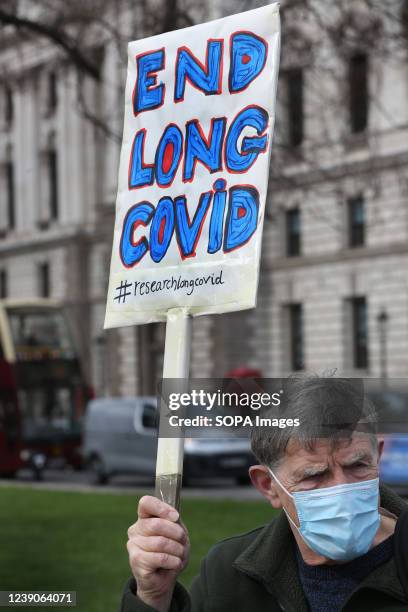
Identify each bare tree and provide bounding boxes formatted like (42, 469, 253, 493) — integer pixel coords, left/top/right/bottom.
(268, 0, 408, 231)
(0, 0, 407, 228)
(0, 0, 200, 140)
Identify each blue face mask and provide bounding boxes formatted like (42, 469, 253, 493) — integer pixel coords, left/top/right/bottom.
(269, 469, 380, 561)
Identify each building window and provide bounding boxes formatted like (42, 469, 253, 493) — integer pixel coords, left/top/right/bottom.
(0, 269, 7, 298)
(289, 303, 303, 371)
(48, 150, 58, 220)
(286, 208, 301, 256)
(287, 68, 304, 147)
(351, 297, 368, 369)
(348, 196, 365, 247)
(6, 161, 15, 230)
(349, 53, 369, 134)
(138, 323, 165, 394)
(47, 72, 58, 113)
(402, 2, 408, 41)
(5, 86, 13, 125)
(38, 262, 51, 298)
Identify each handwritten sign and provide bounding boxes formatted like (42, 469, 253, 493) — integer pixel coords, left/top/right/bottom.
(104, 3, 280, 328)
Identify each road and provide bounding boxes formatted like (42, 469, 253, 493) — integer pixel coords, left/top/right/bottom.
(0, 468, 264, 500)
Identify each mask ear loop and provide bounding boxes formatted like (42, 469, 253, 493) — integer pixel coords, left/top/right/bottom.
(268, 468, 301, 532)
(268, 468, 293, 498)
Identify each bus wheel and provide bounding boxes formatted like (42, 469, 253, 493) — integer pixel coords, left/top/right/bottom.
(89, 456, 109, 485)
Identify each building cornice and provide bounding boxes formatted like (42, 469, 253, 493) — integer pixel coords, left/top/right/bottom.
(270, 148, 408, 192)
(0, 225, 90, 256)
(263, 242, 408, 272)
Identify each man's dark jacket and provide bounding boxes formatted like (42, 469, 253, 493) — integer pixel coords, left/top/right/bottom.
(119, 485, 408, 612)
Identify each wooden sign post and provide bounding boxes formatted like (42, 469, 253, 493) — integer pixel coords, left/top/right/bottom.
(155, 308, 191, 511)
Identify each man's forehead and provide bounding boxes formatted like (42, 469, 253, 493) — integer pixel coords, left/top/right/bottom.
(284, 433, 375, 465)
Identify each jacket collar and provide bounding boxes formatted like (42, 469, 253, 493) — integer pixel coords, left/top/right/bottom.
(232, 484, 406, 611)
(232, 509, 309, 611)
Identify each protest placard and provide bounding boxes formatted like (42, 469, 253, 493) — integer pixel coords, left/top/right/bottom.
(104, 3, 280, 329)
(103, 3, 280, 510)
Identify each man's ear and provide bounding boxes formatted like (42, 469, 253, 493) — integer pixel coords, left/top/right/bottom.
(249, 465, 282, 509)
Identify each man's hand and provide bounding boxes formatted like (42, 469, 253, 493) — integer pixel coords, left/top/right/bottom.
(127, 495, 190, 612)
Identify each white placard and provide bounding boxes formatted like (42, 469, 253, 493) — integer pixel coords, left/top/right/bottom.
(104, 3, 280, 329)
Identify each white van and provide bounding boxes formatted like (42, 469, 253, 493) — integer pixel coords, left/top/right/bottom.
(83, 397, 158, 484)
(83, 397, 255, 485)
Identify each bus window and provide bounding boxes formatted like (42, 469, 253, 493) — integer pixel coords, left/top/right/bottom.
(8, 309, 76, 361)
(18, 387, 74, 433)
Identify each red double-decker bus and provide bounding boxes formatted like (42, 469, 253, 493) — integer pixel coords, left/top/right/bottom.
(0, 299, 93, 478)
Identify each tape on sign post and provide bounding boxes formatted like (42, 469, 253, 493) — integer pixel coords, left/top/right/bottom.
(155, 309, 191, 511)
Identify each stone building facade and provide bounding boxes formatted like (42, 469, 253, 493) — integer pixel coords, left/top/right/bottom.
(212, 0, 408, 380)
(1, 0, 407, 397)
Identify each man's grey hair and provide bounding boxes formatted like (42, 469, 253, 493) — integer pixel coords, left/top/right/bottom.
(250, 376, 378, 469)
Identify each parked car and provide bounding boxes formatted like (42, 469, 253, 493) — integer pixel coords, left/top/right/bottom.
(82, 397, 255, 485)
(379, 434, 408, 492)
(366, 385, 408, 493)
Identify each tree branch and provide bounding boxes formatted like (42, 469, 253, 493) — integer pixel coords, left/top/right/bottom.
(0, 6, 101, 80)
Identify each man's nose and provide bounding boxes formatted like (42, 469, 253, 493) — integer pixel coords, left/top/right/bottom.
(329, 467, 350, 486)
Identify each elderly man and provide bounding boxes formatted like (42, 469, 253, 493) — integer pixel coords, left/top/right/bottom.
(120, 378, 408, 611)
